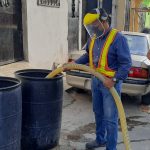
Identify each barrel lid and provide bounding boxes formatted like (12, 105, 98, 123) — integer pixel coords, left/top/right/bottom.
(0, 76, 21, 91)
(15, 69, 63, 81)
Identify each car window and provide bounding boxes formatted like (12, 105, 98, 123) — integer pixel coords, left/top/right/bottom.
(124, 34, 149, 56)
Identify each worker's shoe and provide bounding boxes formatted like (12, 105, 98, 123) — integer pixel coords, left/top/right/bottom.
(85, 140, 106, 150)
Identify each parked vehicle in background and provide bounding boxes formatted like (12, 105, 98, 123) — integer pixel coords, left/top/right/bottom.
(66, 31, 150, 102)
(141, 28, 150, 34)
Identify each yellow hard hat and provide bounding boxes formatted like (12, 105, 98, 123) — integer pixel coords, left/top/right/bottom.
(83, 13, 100, 25)
(83, 8, 108, 25)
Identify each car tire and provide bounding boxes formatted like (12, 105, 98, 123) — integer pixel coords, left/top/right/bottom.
(141, 93, 150, 105)
(121, 94, 142, 104)
(75, 88, 87, 93)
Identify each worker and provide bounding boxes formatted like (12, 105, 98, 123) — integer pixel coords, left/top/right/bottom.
(74, 8, 132, 150)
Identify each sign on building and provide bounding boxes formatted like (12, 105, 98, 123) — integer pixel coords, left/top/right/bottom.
(37, 0, 60, 8)
(0, 0, 9, 7)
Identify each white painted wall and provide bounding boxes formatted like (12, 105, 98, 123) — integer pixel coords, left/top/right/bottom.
(25, 0, 68, 69)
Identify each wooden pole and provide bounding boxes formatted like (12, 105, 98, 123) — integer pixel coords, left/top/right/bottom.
(129, 0, 143, 32)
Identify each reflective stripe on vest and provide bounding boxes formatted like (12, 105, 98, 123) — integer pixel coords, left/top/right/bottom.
(89, 29, 118, 77)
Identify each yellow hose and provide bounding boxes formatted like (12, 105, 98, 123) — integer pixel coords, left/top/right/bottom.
(46, 63, 131, 150)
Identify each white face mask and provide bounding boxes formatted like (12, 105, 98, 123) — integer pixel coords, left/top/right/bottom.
(84, 19, 105, 39)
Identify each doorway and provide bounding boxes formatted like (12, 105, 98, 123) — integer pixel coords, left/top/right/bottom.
(0, 0, 23, 66)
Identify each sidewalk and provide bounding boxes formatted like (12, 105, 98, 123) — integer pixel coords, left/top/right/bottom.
(0, 61, 33, 77)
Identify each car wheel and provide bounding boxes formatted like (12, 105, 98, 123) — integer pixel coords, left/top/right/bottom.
(121, 94, 142, 104)
(129, 95, 142, 104)
(141, 93, 150, 105)
(74, 88, 87, 93)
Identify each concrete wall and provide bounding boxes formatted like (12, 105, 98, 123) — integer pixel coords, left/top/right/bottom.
(24, 0, 68, 69)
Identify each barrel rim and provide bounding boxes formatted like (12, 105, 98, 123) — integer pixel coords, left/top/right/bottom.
(0, 76, 21, 91)
(15, 69, 63, 80)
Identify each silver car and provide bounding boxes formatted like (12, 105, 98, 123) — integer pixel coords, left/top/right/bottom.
(66, 31, 150, 100)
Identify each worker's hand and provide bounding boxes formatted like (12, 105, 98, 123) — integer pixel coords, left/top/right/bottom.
(103, 77, 115, 89)
(147, 50, 150, 60)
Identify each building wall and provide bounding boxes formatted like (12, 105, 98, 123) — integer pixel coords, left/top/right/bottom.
(23, 0, 68, 69)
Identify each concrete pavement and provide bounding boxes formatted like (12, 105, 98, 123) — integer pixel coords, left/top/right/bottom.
(59, 87, 150, 150)
(0, 62, 150, 150)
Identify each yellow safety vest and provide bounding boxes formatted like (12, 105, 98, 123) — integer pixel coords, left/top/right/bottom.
(89, 28, 118, 77)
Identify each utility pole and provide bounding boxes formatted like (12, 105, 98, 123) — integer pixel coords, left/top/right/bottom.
(129, 0, 143, 32)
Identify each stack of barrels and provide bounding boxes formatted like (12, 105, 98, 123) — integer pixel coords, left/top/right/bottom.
(0, 69, 63, 150)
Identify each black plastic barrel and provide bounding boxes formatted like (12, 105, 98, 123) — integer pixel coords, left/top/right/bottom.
(0, 77, 22, 150)
(15, 69, 63, 150)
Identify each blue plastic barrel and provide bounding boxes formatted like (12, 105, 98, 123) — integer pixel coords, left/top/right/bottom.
(15, 69, 63, 150)
(0, 77, 22, 150)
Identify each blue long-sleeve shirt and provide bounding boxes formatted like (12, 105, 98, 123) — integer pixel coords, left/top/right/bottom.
(75, 28, 132, 81)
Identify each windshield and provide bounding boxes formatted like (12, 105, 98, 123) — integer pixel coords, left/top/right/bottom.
(124, 34, 149, 56)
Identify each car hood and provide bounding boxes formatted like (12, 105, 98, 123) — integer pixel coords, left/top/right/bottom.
(131, 54, 150, 68)
(70, 51, 150, 68)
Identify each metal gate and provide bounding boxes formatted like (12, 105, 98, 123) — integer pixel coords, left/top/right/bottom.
(68, 0, 79, 52)
(68, 0, 98, 52)
(0, 0, 23, 66)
